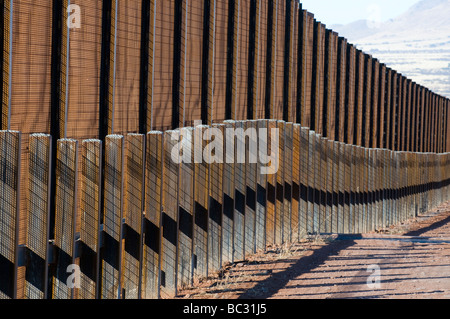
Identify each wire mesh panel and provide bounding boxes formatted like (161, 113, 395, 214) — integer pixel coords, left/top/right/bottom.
(298, 127, 309, 238)
(291, 124, 300, 242)
(327, 139, 336, 234)
(255, 120, 267, 250)
(380, 149, 387, 229)
(305, 130, 314, 234)
(312, 22, 325, 135)
(222, 121, 235, 264)
(354, 146, 362, 233)
(325, 31, 338, 141)
(78, 139, 102, 299)
(177, 127, 194, 288)
(274, 121, 284, 244)
(0, 1, 11, 130)
(233, 121, 246, 260)
(152, 0, 176, 130)
(371, 60, 380, 148)
(336, 142, 345, 234)
(265, 120, 278, 245)
(101, 135, 124, 299)
(355, 51, 364, 146)
(283, 122, 293, 243)
(66, 0, 102, 140)
(211, 0, 228, 123)
(113, 1, 142, 135)
(343, 143, 351, 234)
(122, 134, 145, 299)
(359, 147, 365, 233)
(0, 131, 20, 299)
(235, 0, 250, 121)
(9, 2, 53, 297)
(349, 145, 357, 234)
(311, 134, 321, 234)
(193, 125, 209, 277)
(255, 0, 268, 120)
(273, 0, 285, 120)
(160, 130, 179, 298)
(337, 38, 347, 143)
(183, 0, 204, 126)
(363, 55, 372, 148)
(318, 136, 327, 233)
(346, 45, 356, 144)
(25, 134, 51, 299)
(300, 11, 314, 128)
(373, 149, 380, 231)
(287, 1, 299, 123)
(52, 139, 78, 300)
(365, 148, 371, 233)
(142, 131, 163, 299)
(388, 150, 394, 226)
(244, 121, 257, 256)
(208, 124, 224, 273)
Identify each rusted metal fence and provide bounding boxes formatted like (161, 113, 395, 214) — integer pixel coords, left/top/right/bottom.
(1, 122, 450, 299)
(1, 0, 450, 300)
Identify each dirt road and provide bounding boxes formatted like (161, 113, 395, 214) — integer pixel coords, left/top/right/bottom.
(177, 201, 450, 299)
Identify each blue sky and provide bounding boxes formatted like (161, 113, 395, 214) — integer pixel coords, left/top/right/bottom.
(299, 0, 421, 25)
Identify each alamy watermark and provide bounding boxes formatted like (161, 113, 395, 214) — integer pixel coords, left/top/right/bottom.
(169, 121, 280, 175)
(367, 264, 382, 289)
(67, 4, 81, 29)
(66, 264, 81, 289)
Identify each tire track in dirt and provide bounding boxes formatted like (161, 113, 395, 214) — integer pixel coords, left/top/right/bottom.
(177, 201, 450, 299)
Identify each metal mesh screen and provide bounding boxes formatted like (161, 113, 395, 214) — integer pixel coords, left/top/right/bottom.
(52, 139, 78, 299)
(298, 127, 309, 238)
(160, 130, 179, 298)
(193, 125, 209, 276)
(78, 139, 102, 299)
(244, 121, 257, 255)
(305, 131, 315, 234)
(222, 121, 235, 264)
(212, 0, 229, 123)
(25, 134, 51, 299)
(283, 122, 293, 243)
(1, 1, 11, 130)
(101, 135, 124, 299)
(256, 0, 268, 120)
(184, 0, 204, 126)
(208, 124, 224, 271)
(274, 121, 284, 244)
(273, 0, 285, 120)
(177, 127, 194, 287)
(235, 0, 250, 121)
(291, 124, 300, 242)
(231, 121, 246, 260)
(313, 23, 325, 135)
(318, 136, 327, 233)
(265, 120, 277, 245)
(66, 0, 102, 141)
(142, 131, 163, 299)
(122, 134, 145, 299)
(326, 140, 335, 233)
(0, 130, 20, 299)
(300, 11, 314, 128)
(113, 1, 142, 135)
(152, 0, 175, 130)
(255, 120, 267, 250)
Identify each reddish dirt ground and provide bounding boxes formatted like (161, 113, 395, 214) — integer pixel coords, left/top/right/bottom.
(177, 201, 450, 299)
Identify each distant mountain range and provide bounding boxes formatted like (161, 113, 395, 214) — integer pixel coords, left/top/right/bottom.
(331, 0, 450, 98)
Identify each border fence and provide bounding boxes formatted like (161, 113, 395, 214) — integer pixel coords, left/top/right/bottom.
(0, 0, 449, 299)
(1, 121, 450, 299)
